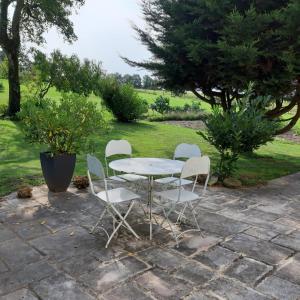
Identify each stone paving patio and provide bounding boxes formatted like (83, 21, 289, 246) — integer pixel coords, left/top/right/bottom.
(0, 173, 299, 299)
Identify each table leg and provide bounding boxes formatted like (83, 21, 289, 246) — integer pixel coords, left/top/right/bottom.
(148, 175, 154, 240)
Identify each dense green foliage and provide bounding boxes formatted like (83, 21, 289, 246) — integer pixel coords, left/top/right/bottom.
(111, 73, 159, 90)
(1, 118, 300, 196)
(97, 76, 148, 122)
(25, 50, 102, 98)
(0, 0, 85, 116)
(18, 94, 106, 155)
(129, 0, 300, 133)
(200, 93, 279, 180)
(150, 96, 171, 114)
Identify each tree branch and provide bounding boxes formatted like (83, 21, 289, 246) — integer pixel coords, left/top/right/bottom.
(192, 89, 215, 106)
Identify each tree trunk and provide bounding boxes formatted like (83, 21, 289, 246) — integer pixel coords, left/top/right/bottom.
(6, 50, 21, 116)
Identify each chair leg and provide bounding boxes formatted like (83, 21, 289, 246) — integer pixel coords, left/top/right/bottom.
(176, 203, 188, 224)
(188, 202, 201, 230)
(105, 202, 140, 248)
(90, 208, 107, 234)
(162, 207, 179, 247)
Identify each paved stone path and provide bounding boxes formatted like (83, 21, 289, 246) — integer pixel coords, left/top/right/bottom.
(0, 173, 299, 299)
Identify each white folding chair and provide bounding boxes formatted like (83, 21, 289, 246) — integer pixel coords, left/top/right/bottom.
(155, 143, 201, 187)
(155, 156, 210, 247)
(87, 154, 141, 248)
(105, 140, 147, 183)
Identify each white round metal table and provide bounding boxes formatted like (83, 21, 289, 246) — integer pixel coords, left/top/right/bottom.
(109, 158, 184, 240)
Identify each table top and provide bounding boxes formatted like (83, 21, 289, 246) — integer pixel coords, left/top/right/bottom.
(109, 158, 184, 176)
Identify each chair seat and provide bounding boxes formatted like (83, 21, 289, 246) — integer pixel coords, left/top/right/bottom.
(155, 176, 193, 186)
(108, 175, 127, 183)
(97, 188, 140, 203)
(118, 173, 147, 182)
(156, 188, 199, 203)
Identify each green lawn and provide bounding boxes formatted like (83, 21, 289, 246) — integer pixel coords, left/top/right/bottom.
(0, 80, 300, 196)
(1, 118, 299, 196)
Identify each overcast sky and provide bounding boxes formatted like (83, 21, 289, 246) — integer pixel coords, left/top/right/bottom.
(40, 0, 150, 75)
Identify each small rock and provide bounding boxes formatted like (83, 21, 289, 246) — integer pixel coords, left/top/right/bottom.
(17, 186, 33, 198)
(223, 177, 242, 189)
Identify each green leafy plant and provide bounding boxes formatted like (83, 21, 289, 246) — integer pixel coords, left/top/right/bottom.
(24, 50, 103, 99)
(0, 104, 7, 116)
(150, 96, 171, 114)
(199, 90, 279, 180)
(98, 76, 148, 122)
(0, 82, 4, 93)
(18, 93, 106, 155)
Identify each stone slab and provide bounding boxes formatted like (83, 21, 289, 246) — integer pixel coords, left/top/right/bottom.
(196, 212, 250, 237)
(275, 253, 300, 285)
(103, 283, 152, 300)
(174, 262, 214, 285)
(0, 260, 8, 274)
(207, 277, 270, 300)
(79, 256, 148, 293)
(272, 231, 300, 251)
(257, 276, 300, 300)
(137, 247, 185, 270)
(173, 233, 221, 256)
(224, 258, 273, 286)
(0, 288, 39, 300)
(135, 269, 191, 299)
(244, 227, 279, 241)
(222, 233, 293, 265)
(186, 291, 219, 300)
(11, 221, 50, 240)
(193, 245, 240, 270)
(0, 261, 56, 296)
(0, 225, 16, 243)
(0, 238, 42, 269)
(32, 273, 94, 300)
(30, 226, 105, 262)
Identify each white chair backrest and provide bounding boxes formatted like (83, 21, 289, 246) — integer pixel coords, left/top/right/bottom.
(174, 143, 201, 159)
(181, 156, 210, 179)
(105, 140, 132, 158)
(87, 154, 106, 179)
(87, 154, 111, 201)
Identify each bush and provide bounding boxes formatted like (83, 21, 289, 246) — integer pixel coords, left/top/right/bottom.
(0, 104, 7, 116)
(0, 82, 4, 93)
(199, 93, 279, 181)
(18, 94, 107, 155)
(150, 96, 170, 114)
(98, 76, 148, 122)
(149, 111, 203, 122)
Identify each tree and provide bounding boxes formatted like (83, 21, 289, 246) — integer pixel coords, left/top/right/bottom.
(131, 74, 142, 89)
(143, 75, 159, 90)
(126, 0, 300, 133)
(0, 0, 85, 116)
(25, 50, 102, 98)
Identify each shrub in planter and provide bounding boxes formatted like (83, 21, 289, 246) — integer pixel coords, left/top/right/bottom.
(97, 76, 148, 122)
(199, 91, 279, 181)
(18, 94, 106, 192)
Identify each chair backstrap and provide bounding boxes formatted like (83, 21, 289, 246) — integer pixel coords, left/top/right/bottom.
(180, 156, 210, 179)
(174, 143, 201, 159)
(87, 154, 106, 179)
(105, 140, 132, 158)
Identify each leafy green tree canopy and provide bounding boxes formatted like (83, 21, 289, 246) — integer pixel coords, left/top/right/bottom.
(126, 0, 300, 133)
(25, 50, 103, 98)
(0, 0, 85, 115)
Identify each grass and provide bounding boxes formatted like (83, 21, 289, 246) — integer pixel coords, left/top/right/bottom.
(0, 79, 300, 196)
(1, 118, 300, 196)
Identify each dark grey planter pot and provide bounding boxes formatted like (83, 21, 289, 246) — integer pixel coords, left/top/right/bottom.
(40, 152, 76, 193)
